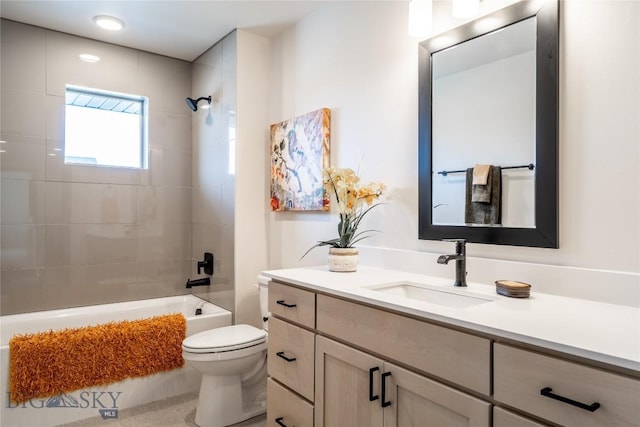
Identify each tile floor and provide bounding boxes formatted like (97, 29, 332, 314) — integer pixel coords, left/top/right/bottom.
(57, 393, 266, 427)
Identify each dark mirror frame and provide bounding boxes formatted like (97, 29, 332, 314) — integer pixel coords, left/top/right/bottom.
(418, 0, 559, 248)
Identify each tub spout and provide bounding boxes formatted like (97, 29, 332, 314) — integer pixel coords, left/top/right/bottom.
(186, 278, 210, 288)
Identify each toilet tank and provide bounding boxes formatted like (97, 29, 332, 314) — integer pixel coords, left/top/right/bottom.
(258, 275, 270, 331)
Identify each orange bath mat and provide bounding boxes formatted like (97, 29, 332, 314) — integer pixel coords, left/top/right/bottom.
(9, 313, 186, 403)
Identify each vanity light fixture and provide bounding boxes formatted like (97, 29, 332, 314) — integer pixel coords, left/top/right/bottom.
(93, 15, 124, 31)
(452, 0, 479, 19)
(408, 0, 432, 38)
(79, 54, 100, 63)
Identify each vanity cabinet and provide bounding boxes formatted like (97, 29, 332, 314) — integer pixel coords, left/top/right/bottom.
(315, 335, 491, 427)
(266, 278, 639, 427)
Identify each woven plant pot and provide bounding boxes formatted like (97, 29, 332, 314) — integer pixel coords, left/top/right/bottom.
(328, 247, 359, 272)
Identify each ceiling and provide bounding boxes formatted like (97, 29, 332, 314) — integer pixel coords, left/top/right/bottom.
(0, 1, 330, 62)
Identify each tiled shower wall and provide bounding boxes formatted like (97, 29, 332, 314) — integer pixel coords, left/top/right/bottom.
(0, 20, 193, 314)
(188, 32, 237, 313)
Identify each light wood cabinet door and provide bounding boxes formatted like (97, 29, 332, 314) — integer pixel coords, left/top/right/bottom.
(315, 336, 491, 427)
(315, 336, 384, 427)
(384, 362, 490, 427)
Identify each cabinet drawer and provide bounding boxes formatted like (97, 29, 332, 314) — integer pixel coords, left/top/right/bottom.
(494, 343, 640, 427)
(493, 407, 547, 427)
(316, 295, 491, 395)
(269, 281, 316, 329)
(267, 378, 314, 427)
(268, 317, 315, 401)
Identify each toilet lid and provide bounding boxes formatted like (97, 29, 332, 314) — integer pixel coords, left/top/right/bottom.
(183, 324, 266, 353)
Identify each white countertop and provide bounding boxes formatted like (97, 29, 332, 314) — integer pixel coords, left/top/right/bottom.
(261, 266, 640, 373)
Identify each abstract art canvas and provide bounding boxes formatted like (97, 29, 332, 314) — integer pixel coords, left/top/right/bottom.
(270, 108, 330, 211)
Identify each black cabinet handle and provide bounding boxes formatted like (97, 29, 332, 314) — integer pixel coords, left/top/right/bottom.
(540, 387, 601, 412)
(381, 371, 392, 408)
(276, 351, 297, 362)
(275, 417, 288, 427)
(276, 300, 297, 308)
(369, 367, 380, 401)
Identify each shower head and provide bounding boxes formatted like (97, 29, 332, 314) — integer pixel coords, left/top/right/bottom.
(185, 96, 211, 112)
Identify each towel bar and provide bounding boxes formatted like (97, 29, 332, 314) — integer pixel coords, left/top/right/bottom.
(437, 163, 534, 176)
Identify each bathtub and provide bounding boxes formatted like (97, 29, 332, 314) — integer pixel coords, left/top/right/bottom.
(1, 295, 232, 427)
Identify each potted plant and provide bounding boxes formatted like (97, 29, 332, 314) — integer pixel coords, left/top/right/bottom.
(302, 166, 385, 271)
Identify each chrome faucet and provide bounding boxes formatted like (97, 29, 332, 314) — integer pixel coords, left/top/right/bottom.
(437, 239, 467, 287)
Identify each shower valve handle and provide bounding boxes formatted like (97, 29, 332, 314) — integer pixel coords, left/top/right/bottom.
(197, 252, 214, 275)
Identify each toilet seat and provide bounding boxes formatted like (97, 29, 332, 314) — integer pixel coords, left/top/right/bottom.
(182, 324, 266, 354)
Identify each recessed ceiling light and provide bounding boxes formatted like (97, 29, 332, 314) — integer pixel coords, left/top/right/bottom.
(79, 54, 100, 63)
(93, 15, 124, 31)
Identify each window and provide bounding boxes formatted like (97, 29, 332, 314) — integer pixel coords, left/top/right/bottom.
(64, 85, 148, 168)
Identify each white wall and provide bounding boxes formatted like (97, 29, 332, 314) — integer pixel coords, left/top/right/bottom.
(267, 1, 639, 306)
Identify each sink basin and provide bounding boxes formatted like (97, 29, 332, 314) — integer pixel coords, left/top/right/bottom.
(365, 282, 495, 309)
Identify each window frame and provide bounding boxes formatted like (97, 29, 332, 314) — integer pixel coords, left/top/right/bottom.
(64, 85, 149, 169)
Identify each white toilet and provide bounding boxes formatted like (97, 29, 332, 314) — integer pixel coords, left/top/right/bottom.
(182, 276, 270, 427)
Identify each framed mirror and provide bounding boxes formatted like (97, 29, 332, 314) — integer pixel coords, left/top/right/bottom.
(418, 0, 559, 247)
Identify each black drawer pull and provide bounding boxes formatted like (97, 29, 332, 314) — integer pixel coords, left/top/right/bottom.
(276, 351, 297, 362)
(275, 417, 288, 427)
(381, 371, 392, 408)
(369, 367, 380, 401)
(540, 387, 601, 412)
(276, 300, 297, 308)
